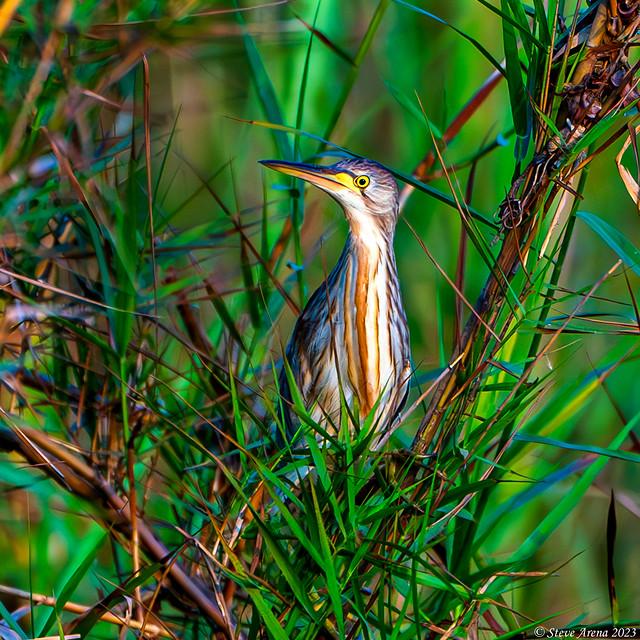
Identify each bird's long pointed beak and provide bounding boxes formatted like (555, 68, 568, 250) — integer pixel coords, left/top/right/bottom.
(260, 159, 356, 194)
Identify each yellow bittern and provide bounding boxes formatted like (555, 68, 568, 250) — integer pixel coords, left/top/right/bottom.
(261, 158, 411, 450)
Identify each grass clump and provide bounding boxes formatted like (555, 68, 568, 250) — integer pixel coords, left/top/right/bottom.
(1, 1, 640, 638)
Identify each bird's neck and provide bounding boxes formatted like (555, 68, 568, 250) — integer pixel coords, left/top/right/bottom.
(344, 211, 396, 261)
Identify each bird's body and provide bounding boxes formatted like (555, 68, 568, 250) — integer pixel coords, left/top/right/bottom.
(262, 158, 411, 450)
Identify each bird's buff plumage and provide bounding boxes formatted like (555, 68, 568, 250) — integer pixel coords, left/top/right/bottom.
(261, 157, 411, 450)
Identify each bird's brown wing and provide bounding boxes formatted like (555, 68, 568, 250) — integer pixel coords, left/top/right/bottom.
(277, 282, 335, 443)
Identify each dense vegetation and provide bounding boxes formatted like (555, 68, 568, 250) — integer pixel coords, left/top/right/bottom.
(1, 1, 639, 638)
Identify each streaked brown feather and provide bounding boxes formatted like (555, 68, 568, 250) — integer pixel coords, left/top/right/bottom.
(277, 158, 411, 449)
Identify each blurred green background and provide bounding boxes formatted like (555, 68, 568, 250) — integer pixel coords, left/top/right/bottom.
(1, 0, 639, 635)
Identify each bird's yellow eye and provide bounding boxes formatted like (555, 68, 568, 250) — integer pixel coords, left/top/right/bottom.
(354, 175, 370, 189)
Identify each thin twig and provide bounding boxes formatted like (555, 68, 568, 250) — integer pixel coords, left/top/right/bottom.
(0, 584, 175, 639)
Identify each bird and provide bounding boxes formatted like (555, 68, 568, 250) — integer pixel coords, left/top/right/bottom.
(261, 157, 411, 451)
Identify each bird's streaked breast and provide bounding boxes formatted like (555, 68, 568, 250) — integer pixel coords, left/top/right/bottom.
(277, 160, 411, 448)
(338, 229, 408, 429)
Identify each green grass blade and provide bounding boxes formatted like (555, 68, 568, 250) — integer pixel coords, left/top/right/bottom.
(577, 210, 640, 276)
(321, 0, 391, 144)
(475, 0, 545, 52)
(0, 600, 28, 640)
(308, 478, 345, 637)
(38, 530, 106, 636)
(395, 0, 507, 77)
(245, 586, 289, 640)
(511, 409, 640, 564)
(514, 432, 640, 464)
(235, 2, 292, 160)
(500, 0, 530, 156)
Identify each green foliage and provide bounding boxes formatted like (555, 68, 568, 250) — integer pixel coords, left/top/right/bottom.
(0, 1, 639, 639)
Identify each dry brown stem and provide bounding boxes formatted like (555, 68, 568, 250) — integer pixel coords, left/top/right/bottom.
(0, 584, 175, 638)
(0, 422, 233, 636)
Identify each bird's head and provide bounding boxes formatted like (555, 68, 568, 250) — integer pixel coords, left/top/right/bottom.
(260, 157, 399, 232)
